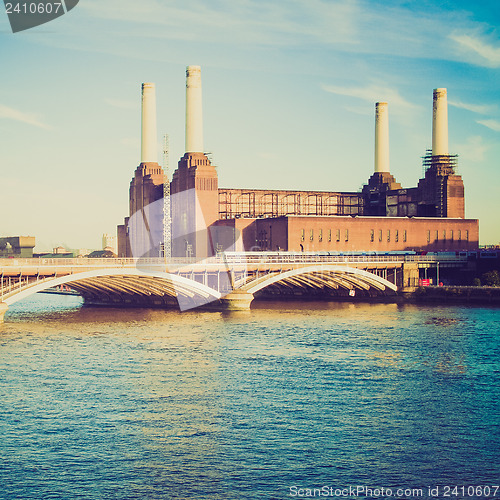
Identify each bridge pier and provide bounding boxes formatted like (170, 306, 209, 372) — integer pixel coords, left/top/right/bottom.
(0, 303, 8, 323)
(217, 291, 254, 311)
(401, 263, 419, 292)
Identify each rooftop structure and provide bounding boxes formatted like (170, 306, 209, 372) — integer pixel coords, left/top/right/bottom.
(0, 236, 36, 258)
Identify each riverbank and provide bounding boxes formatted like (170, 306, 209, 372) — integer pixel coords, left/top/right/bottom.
(410, 285, 500, 304)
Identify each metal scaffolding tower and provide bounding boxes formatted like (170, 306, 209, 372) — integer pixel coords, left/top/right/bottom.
(162, 134, 171, 258)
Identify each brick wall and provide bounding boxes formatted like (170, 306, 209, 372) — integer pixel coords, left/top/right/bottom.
(241, 216, 479, 253)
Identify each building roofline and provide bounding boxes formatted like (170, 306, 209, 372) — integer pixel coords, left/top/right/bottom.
(226, 215, 478, 222)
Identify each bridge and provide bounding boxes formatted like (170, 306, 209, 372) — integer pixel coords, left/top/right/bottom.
(0, 252, 468, 321)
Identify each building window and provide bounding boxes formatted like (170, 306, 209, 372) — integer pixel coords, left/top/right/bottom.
(319, 229, 323, 242)
(458, 230, 461, 241)
(328, 229, 332, 242)
(403, 230, 407, 242)
(370, 229, 374, 242)
(310, 229, 314, 241)
(336, 229, 340, 242)
(301, 229, 305, 242)
(450, 230, 454, 241)
(379, 229, 383, 242)
(395, 230, 399, 243)
(443, 230, 446, 241)
(435, 230, 439, 241)
(345, 229, 349, 242)
(466, 230, 469, 241)
(427, 230, 431, 243)
(387, 230, 391, 242)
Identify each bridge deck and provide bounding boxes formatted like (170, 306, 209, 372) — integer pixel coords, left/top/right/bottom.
(0, 253, 469, 317)
(0, 252, 467, 270)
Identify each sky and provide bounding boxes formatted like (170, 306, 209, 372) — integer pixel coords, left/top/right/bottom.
(1, 0, 499, 251)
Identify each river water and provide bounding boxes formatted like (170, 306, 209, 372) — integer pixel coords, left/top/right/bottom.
(0, 295, 498, 500)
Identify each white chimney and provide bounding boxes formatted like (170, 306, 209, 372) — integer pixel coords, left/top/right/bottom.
(432, 88, 448, 156)
(141, 82, 157, 163)
(185, 65, 204, 153)
(374, 102, 389, 173)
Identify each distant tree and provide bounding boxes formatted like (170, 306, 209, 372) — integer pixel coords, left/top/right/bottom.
(481, 270, 500, 287)
(472, 277, 482, 287)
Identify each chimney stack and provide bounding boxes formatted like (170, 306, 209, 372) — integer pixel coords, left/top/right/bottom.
(141, 83, 158, 163)
(185, 65, 204, 154)
(374, 102, 390, 173)
(432, 88, 448, 156)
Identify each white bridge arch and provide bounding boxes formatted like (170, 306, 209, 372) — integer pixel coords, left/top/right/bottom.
(241, 265, 398, 296)
(2, 268, 221, 310)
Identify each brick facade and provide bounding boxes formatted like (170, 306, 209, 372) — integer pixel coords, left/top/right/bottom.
(170, 152, 219, 258)
(118, 152, 473, 257)
(212, 216, 479, 254)
(117, 162, 164, 257)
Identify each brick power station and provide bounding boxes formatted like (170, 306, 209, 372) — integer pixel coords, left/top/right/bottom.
(117, 67, 478, 258)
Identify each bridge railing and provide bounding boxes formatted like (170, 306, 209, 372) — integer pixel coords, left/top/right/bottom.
(210, 253, 468, 264)
(0, 253, 468, 269)
(211, 254, 405, 264)
(0, 257, 197, 267)
(404, 254, 468, 262)
(0, 252, 467, 268)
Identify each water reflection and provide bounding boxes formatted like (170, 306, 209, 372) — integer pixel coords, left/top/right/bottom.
(0, 294, 498, 499)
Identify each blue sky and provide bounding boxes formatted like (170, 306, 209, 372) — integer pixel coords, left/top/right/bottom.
(1, 0, 499, 250)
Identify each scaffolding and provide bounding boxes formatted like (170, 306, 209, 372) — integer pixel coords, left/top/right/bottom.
(421, 149, 459, 217)
(422, 149, 458, 176)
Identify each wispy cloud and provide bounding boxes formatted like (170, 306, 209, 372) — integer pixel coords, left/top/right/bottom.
(79, 0, 359, 46)
(456, 136, 489, 162)
(105, 98, 137, 110)
(321, 83, 417, 111)
(477, 119, 500, 132)
(75, 0, 456, 58)
(0, 104, 53, 130)
(449, 100, 496, 115)
(32, 0, 500, 76)
(449, 33, 500, 68)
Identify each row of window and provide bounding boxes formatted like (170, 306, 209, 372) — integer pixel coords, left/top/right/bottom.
(300, 228, 471, 245)
(301, 229, 349, 243)
(370, 229, 407, 243)
(370, 229, 469, 243)
(426, 229, 469, 243)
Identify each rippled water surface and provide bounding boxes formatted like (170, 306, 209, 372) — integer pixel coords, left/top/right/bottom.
(0, 295, 499, 499)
